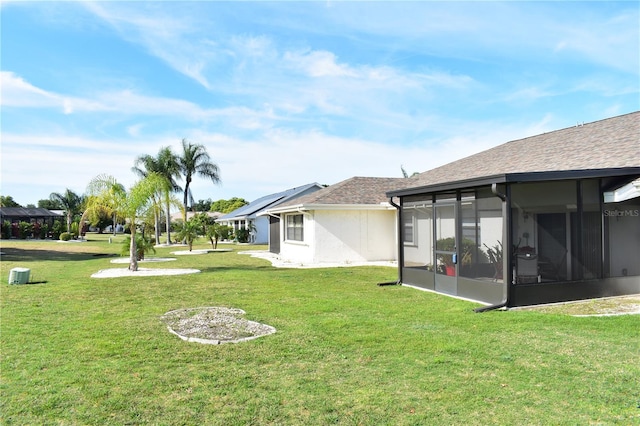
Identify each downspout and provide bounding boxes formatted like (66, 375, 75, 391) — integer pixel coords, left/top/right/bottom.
(378, 196, 402, 286)
(475, 183, 510, 312)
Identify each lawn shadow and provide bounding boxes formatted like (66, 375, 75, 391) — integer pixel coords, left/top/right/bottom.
(1, 247, 118, 262)
(197, 265, 276, 273)
(10, 280, 49, 285)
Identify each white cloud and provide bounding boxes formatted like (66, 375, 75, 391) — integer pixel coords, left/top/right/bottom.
(0, 72, 59, 107)
(1, 71, 108, 113)
(284, 50, 358, 78)
(83, 2, 215, 89)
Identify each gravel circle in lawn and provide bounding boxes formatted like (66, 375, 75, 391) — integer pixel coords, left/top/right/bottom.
(161, 307, 276, 345)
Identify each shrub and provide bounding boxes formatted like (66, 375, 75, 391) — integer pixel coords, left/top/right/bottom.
(1, 220, 11, 239)
(39, 223, 49, 239)
(18, 221, 33, 239)
(121, 234, 156, 260)
(70, 222, 79, 238)
(51, 221, 64, 240)
(235, 228, 250, 243)
(174, 219, 200, 251)
(218, 225, 233, 240)
(59, 232, 72, 241)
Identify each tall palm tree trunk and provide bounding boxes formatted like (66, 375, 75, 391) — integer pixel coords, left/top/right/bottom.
(129, 227, 138, 271)
(165, 197, 172, 244)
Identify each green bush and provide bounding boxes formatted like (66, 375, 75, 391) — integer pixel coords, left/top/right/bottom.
(174, 219, 200, 251)
(39, 223, 49, 239)
(121, 234, 156, 260)
(218, 225, 233, 240)
(70, 222, 79, 238)
(1, 220, 11, 239)
(235, 228, 250, 243)
(18, 221, 33, 239)
(59, 232, 71, 241)
(51, 221, 64, 240)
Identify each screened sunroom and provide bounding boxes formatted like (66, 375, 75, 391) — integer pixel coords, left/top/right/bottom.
(388, 111, 640, 308)
(392, 172, 640, 307)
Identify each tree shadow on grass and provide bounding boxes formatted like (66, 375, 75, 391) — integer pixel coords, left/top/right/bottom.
(1, 247, 118, 263)
(197, 265, 276, 274)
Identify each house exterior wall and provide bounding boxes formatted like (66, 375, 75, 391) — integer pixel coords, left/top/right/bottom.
(252, 216, 270, 244)
(278, 208, 397, 265)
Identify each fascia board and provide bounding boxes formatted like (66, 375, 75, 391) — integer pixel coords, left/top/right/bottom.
(259, 203, 395, 216)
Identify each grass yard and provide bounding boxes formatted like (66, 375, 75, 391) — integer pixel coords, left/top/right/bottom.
(1, 234, 639, 425)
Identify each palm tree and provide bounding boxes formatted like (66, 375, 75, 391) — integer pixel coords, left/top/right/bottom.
(49, 189, 82, 233)
(401, 165, 419, 178)
(87, 173, 164, 271)
(81, 177, 126, 238)
(132, 147, 182, 245)
(174, 218, 200, 251)
(177, 138, 221, 223)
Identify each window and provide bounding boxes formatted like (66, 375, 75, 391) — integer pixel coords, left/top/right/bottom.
(286, 214, 304, 241)
(401, 197, 433, 269)
(403, 211, 415, 244)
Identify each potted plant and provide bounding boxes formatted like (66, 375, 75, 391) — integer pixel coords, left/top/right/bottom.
(436, 237, 456, 276)
(483, 241, 503, 281)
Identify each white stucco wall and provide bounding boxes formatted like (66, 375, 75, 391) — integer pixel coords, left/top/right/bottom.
(403, 209, 433, 267)
(278, 208, 397, 265)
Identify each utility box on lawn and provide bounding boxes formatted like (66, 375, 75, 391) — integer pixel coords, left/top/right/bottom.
(9, 268, 30, 284)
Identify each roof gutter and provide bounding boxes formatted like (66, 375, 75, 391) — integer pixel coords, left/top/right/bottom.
(378, 196, 402, 287)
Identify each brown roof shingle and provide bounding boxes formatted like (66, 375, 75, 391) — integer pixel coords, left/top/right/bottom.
(274, 176, 407, 209)
(401, 111, 640, 192)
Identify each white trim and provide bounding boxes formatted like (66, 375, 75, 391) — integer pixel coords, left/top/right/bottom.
(604, 178, 640, 203)
(260, 203, 395, 216)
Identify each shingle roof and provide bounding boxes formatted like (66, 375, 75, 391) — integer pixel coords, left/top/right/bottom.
(217, 182, 323, 220)
(271, 176, 407, 210)
(0, 207, 62, 218)
(396, 111, 640, 194)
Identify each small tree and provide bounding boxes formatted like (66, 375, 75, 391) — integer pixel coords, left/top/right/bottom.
(49, 189, 82, 233)
(121, 234, 156, 261)
(0, 195, 21, 207)
(174, 218, 200, 251)
(87, 173, 165, 271)
(206, 223, 226, 249)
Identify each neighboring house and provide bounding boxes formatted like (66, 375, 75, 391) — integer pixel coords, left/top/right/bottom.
(387, 111, 640, 308)
(0, 207, 62, 226)
(260, 177, 407, 265)
(216, 183, 324, 244)
(0, 207, 63, 238)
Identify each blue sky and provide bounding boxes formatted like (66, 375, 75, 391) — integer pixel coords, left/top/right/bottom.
(2, 1, 638, 208)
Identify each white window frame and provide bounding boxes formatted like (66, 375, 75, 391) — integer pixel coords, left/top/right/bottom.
(403, 211, 416, 246)
(285, 213, 304, 242)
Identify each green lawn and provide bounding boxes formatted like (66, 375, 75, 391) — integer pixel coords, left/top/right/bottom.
(1, 234, 638, 425)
